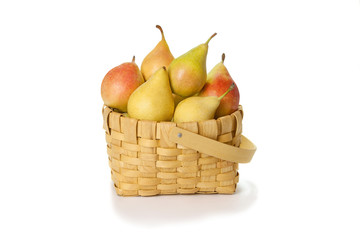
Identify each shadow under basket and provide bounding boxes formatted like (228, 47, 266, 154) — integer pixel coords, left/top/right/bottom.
(102, 105, 256, 197)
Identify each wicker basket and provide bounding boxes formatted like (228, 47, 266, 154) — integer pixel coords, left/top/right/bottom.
(102, 105, 256, 196)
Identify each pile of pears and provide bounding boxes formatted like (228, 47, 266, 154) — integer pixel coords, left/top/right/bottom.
(101, 25, 240, 123)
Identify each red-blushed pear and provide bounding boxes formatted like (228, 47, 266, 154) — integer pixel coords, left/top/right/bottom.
(168, 33, 217, 97)
(141, 25, 174, 81)
(199, 53, 240, 118)
(101, 56, 144, 112)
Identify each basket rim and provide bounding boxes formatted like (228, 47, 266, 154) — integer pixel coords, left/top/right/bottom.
(103, 104, 243, 124)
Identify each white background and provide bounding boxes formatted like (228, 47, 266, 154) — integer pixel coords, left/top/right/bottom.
(1, 0, 359, 239)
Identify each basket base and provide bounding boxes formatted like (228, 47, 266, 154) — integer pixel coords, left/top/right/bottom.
(112, 172, 239, 197)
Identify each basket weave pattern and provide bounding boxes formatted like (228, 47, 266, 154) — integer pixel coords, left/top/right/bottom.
(103, 105, 243, 196)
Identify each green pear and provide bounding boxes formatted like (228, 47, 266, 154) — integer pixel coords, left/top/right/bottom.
(141, 25, 174, 81)
(168, 33, 217, 98)
(127, 67, 174, 121)
(173, 83, 234, 123)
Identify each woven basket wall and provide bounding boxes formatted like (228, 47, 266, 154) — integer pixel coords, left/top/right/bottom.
(102, 105, 244, 196)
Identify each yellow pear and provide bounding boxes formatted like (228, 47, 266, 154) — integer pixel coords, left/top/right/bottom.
(173, 83, 234, 123)
(141, 25, 174, 80)
(127, 67, 174, 121)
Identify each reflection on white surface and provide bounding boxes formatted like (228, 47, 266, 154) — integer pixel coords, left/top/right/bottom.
(110, 179, 257, 225)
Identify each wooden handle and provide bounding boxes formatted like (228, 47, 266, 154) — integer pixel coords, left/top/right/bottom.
(169, 127, 256, 164)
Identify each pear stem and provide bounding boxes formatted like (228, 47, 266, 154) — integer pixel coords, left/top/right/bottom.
(156, 25, 165, 40)
(132, 56, 135, 63)
(205, 33, 217, 45)
(218, 83, 235, 100)
(222, 53, 225, 63)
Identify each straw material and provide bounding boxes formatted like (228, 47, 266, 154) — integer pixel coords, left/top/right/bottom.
(102, 105, 246, 196)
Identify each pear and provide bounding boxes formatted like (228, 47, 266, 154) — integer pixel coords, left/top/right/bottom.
(127, 67, 174, 121)
(199, 53, 240, 118)
(101, 56, 144, 112)
(168, 33, 217, 98)
(173, 83, 235, 123)
(141, 25, 174, 80)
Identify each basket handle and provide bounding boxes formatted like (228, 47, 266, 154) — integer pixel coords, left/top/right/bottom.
(169, 127, 256, 164)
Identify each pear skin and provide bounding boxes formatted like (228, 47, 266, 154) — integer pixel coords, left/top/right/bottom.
(199, 53, 240, 118)
(127, 67, 174, 121)
(173, 96, 220, 123)
(168, 33, 216, 98)
(141, 25, 174, 80)
(101, 56, 144, 112)
(174, 83, 235, 123)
